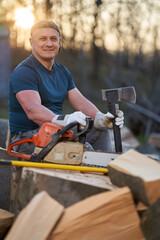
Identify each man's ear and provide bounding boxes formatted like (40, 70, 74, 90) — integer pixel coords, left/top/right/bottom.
(29, 37, 33, 47)
(59, 38, 61, 52)
(59, 44, 61, 52)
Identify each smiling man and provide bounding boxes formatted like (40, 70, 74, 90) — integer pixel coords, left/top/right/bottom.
(9, 20, 124, 154)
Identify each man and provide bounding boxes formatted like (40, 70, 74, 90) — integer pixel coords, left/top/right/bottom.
(9, 20, 124, 154)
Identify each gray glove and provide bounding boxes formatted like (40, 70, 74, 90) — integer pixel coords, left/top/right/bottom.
(52, 111, 87, 127)
(94, 111, 124, 130)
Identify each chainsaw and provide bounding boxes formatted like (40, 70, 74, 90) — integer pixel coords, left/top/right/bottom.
(7, 118, 118, 173)
(5, 86, 136, 173)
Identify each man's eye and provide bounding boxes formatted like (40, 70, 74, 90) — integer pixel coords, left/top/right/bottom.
(51, 38, 57, 41)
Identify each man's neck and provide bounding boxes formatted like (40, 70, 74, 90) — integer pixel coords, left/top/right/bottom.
(42, 61, 54, 71)
(33, 53, 54, 71)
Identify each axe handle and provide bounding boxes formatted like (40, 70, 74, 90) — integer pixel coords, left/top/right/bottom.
(107, 102, 122, 153)
(113, 120, 122, 153)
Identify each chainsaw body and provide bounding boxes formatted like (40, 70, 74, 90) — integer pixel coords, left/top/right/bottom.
(7, 118, 119, 168)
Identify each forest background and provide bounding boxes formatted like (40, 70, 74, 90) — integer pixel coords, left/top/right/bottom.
(1, 0, 160, 146)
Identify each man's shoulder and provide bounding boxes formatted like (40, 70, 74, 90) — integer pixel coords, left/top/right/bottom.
(11, 55, 37, 78)
(54, 62, 71, 75)
(16, 55, 36, 70)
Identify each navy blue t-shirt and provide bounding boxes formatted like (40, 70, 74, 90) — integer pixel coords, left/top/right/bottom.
(9, 54, 75, 138)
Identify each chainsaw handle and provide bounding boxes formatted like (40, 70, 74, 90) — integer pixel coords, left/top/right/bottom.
(7, 137, 34, 160)
(69, 117, 93, 141)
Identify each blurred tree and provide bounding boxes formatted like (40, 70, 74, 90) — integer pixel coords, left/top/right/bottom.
(1, 0, 160, 137)
(45, 0, 52, 18)
(90, 0, 102, 80)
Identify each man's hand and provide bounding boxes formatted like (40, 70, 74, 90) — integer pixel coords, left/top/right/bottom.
(52, 111, 87, 127)
(114, 110, 124, 128)
(94, 111, 124, 130)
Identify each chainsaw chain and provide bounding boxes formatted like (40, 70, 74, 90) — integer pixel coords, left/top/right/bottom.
(81, 163, 107, 168)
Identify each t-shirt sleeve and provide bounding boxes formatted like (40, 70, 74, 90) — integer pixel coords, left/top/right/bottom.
(63, 67, 76, 91)
(10, 66, 39, 94)
(66, 69, 76, 91)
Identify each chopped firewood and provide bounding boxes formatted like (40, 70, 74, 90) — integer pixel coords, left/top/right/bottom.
(0, 209, 14, 239)
(5, 191, 64, 240)
(108, 149, 160, 206)
(49, 187, 144, 240)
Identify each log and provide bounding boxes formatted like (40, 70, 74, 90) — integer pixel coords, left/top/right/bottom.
(5, 191, 64, 240)
(0, 147, 19, 161)
(108, 149, 160, 206)
(0, 119, 8, 149)
(49, 187, 144, 240)
(0, 209, 14, 239)
(10, 167, 117, 216)
(140, 198, 160, 240)
(0, 148, 20, 211)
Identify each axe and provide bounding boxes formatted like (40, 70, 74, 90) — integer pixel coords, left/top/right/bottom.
(102, 86, 136, 153)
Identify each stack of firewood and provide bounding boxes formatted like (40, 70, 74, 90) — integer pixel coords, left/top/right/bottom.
(1, 149, 160, 240)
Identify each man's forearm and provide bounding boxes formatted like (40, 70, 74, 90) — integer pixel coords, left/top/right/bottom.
(73, 98, 99, 119)
(80, 102, 99, 119)
(26, 103, 56, 126)
(68, 88, 100, 119)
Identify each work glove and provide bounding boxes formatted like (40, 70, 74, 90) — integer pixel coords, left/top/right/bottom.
(52, 111, 87, 127)
(94, 110, 124, 130)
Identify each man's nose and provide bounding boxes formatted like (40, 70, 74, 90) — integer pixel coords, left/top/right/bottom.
(46, 39, 53, 46)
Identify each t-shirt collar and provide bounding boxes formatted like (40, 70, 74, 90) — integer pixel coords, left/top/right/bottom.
(31, 54, 55, 74)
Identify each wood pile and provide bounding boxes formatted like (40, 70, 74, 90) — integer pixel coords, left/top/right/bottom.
(108, 149, 160, 206)
(0, 209, 14, 239)
(5, 192, 64, 240)
(5, 187, 144, 240)
(3, 149, 160, 240)
(50, 187, 143, 240)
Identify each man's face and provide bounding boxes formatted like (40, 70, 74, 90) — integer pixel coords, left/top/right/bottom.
(30, 28, 61, 62)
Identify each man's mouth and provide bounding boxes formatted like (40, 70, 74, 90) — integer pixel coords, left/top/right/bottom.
(44, 49, 54, 51)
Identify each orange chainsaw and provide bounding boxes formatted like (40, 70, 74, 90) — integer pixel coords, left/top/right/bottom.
(7, 119, 93, 161)
(7, 117, 118, 170)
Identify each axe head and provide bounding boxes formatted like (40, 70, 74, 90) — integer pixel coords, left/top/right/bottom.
(102, 86, 136, 104)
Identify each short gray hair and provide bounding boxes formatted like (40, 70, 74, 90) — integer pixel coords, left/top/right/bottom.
(31, 20, 61, 36)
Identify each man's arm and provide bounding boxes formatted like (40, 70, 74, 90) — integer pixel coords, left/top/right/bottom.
(67, 88, 124, 129)
(67, 88, 99, 119)
(16, 90, 56, 126)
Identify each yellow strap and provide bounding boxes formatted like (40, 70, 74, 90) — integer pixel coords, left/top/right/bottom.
(11, 160, 108, 173)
